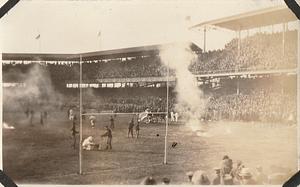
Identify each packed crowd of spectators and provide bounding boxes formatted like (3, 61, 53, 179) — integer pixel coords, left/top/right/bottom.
(61, 86, 295, 124)
(205, 89, 296, 123)
(140, 155, 292, 185)
(77, 88, 175, 113)
(189, 30, 297, 74)
(3, 30, 297, 81)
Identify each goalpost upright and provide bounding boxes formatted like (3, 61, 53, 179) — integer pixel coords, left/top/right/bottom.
(164, 58, 169, 165)
(79, 54, 83, 174)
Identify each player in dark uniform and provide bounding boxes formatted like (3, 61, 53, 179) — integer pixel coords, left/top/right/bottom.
(101, 126, 112, 150)
(110, 116, 115, 129)
(128, 118, 134, 138)
(43, 111, 48, 124)
(40, 111, 44, 126)
(25, 108, 29, 118)
(30, 110, 34, 125)
(135, 120, 140, 138)
(71, 115, 79, 149)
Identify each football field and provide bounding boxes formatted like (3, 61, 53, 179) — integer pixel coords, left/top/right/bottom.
(3, 112, 297, 184)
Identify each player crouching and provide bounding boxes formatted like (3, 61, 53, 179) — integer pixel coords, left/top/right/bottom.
(82, 136, 99, 151)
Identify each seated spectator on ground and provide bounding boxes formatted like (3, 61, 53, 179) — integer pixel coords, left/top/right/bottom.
(186, 171, 194, 183)
(239, 168, 257, 185)
(220, 155, 233, 184)
(254, 165, 268, 184)
(231, 160, 244, 184)
(212, 167, 221, 185)
(191, 170, 210, 185)
(161, 177, 170, 185)
(140, 176, 157, 185)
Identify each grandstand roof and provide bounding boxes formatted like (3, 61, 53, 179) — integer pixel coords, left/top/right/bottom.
(80, 42, 201, 61)
(2, 42, 201, 61)
(2, 53, 78, 61)
(190, 6, 298, 31)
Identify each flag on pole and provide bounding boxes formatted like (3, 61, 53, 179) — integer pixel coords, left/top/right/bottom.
(35, 34, 40, 39)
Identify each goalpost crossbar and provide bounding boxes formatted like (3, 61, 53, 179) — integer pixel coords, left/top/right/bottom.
(81, 112, 168, 116)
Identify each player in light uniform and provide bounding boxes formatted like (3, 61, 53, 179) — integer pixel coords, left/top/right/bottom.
(170, 111, 175, 122)
(82, 136, 97, 150)
(89, 115, 96, 128)
(174, 112, 179, 122)
(68, 108, 74, 121)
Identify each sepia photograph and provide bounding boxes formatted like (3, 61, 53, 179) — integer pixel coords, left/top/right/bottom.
(0, 0, 299, 185)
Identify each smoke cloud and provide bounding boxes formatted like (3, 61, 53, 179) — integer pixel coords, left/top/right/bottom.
(3, 64, 63, 112)
(159, 43, 207, 132)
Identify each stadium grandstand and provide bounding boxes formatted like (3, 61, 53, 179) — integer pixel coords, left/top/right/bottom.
(2, 5, 298, 122)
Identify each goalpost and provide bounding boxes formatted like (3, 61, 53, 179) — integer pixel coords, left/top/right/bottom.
(79, 54, 83, 174)
(78, 54, 170, 174)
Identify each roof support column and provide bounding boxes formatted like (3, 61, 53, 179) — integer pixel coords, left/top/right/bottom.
(238, 29, 241, 56)
(236, 78, 240, 95)
(203, 26, 207, 53)
(236, 29, 241, 72)
(282, 22, 286, 58)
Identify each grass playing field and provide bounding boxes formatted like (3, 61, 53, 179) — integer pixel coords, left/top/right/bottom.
(3, 111, 298, 184)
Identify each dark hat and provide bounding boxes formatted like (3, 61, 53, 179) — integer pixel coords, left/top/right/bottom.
(141, 176, 157, 185)
(162, 177, 170, 184)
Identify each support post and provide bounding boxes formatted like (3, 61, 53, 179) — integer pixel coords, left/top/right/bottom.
(79, 54, 83, 175)
(282, 23, 286, 57)
(236, 78, 240, 95)
(272, 25, 274, 34)
(236, 29, 241, 72)
(164, 58, 169, 165)
(203, 26, 206, 53)
(238, 29, 241, 57)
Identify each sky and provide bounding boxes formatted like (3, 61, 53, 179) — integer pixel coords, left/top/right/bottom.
(0, 0, 293, 54)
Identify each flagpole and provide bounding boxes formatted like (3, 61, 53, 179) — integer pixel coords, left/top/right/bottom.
(39, 36, 41, 52)
(164, 59, 169, 164)
(98, 31, 101, 50)
(99, 36, 101, 50)
(79, 54, 83, 174)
